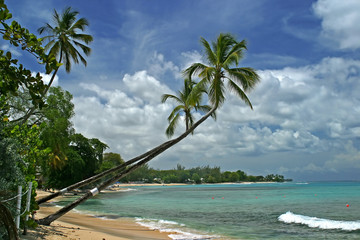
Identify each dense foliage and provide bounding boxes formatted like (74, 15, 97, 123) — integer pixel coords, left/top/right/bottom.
(123, 164, 288, 184)
(0, 1, 101, 236)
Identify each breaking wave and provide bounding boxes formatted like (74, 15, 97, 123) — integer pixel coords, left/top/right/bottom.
(278, 211, 360, 231)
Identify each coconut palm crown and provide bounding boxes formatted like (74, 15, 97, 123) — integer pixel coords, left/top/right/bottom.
(161, 78, 215, 138)
(38, 6, 93, 73)
(184, 33, 260, 109)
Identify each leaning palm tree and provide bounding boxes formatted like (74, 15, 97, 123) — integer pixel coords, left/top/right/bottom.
(161, 78, 215, 138)
(37, 33, 260, 226)
(19, 7, 93, 123)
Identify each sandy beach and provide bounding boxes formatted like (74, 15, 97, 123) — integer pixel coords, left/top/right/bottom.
(23, 183, 267, 239)
(22, 190, 171, 240)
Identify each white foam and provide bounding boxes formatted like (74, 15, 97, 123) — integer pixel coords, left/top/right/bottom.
(278, 211, 360, 231)
(135, 218, 218, 239)
(117, 188, 137, 192)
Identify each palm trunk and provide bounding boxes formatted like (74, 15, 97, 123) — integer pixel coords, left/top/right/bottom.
(37, 128, 182, 204)
(37, 107, 216, 225)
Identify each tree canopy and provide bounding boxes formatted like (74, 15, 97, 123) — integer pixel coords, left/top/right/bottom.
(123, 164, 288, 184)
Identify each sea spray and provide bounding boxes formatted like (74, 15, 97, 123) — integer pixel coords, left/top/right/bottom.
(278, 211, 360, 231)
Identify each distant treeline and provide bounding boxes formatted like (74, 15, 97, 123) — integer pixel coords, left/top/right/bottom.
(122, 164, 292, 184)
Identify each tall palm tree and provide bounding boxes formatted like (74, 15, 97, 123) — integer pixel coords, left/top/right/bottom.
(184, 33, 260, 110)
(161, 78, 215, 138)
(38, 6, 93, 74)
(36, 33, 260, 226)
(19, 7, 93, 124)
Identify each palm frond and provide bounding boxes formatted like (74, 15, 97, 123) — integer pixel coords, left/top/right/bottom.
(166, 113, 181, 138)
(70, 17, 89, 32)
(223, 39, 247, 67)
(38, 23, 54, 35)
(72, 33, 93, 44)
(226, 67, 260, 91)
(183, 63, 207, 80)
(196, 105, 217, 120)
(73, 40, 92, 56)
(215, 33, 236, 64)
(200, 37, 217, 65)
(209, 77, 225, 107)
(227, 79, 253, 109)
(161, 94, 181, 104)
(168, 105, 184, 122)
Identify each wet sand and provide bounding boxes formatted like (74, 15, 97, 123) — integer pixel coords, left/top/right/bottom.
(23, 190, 171, 239)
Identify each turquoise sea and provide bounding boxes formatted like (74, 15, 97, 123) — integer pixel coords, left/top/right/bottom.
(56, 182, 360, 239)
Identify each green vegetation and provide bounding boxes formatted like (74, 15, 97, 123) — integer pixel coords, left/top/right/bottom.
(0, 2, 100, 236)
(123, 164, 288, 184)
(161, 78, 214, 137)
(0, 0, 263, 228)
(38, 6, 93, 73)
(184, 33, 260, 109)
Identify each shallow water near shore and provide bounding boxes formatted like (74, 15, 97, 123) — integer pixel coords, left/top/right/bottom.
(55, 182, 360, 239)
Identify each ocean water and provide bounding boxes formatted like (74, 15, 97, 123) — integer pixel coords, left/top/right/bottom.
(55, 182, 360, 239)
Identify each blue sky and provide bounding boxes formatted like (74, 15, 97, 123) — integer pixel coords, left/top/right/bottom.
(3, 0, 360, 181)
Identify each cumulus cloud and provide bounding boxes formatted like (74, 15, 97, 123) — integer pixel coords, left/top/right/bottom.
(325, 141, 360, 170)
(123, 70, 174, 104)
(313, 0, 360, 50)
(72, 56, 360, 179)
(228, 57, 360, 137)
(73, 71, 174, 159)
(146, 52, 181, 80)
(180, 51, 203, 70)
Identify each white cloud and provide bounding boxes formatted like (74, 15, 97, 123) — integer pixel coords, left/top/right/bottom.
(313, 0, 360, 50)
(146, 52, 181, 80)
(73, 71, 174, 159)
(32, 72, 59, 86)
(71, 56, 360, 179)
(1, 44, 22, 57)
(180, 51, 203, 70)
(40, 73, 59, 86)
(123, 70, 174, 105)
(325, 141, 360, 170)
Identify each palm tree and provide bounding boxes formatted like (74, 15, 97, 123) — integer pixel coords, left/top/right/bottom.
(38, 6, 93, 74)
(184, 33, 260, 110)
(161, 78, 215, 138)
(18, 7, 93, 124)
(36, 33, 260, 226)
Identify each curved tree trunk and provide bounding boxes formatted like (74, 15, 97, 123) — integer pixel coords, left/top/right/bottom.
(0, 202, 19, 240)
(37, 128, 180, 204)
(37, 107, 216, 225)
(37, 106, 216, 205)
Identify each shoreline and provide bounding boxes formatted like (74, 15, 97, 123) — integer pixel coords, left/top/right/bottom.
(25, 190, 171, 239)
(28, 182, 276, 239)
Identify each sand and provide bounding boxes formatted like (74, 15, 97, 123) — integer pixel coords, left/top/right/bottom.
(22, 190, 171, 240)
